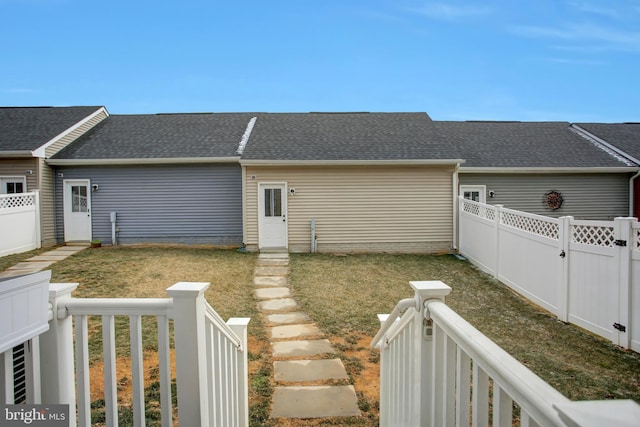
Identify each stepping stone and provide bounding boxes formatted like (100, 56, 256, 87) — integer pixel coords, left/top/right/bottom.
(55, 245, 88, 252)
(265, 312, 310, 325)
(256, 258, 289, 267)
(8, 261, 54, 271)
(259, 298, 299, 312)
(255, 266, 288, 276)
(271, 324, 322, 340)
(274, 359, 349, 382)
(254, 276, 287, 287)
(27, 255, 68, 262)
(255, 287, 291, 299)
(271, 339, 335, 357)
(259, 253, 289, 259)
(271, 386, 360, 418)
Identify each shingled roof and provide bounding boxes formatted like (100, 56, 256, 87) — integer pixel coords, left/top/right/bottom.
(433, 121, 634, 169)
(240, 112, 462, 162)
(0, 106, 103, 152)
(574, 123, 640, 165)
(52, 113, 258, 162)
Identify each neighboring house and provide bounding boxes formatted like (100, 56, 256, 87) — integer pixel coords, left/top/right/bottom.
(48, 113, 256, 245)
(434, 121, 639, 220)
(0, 106, 108, 246)
(571, 123, 640, 218)
(240, 112, 463, 253)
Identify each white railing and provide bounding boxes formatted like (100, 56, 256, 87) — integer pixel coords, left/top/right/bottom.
(0, 191, 41, 256)
(372, 281, 640, 427)
(459, 197, 639, 351)
(38, 281, 249, 427)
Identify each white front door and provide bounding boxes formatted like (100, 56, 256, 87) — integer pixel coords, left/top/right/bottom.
(258, 183, 287, 249)
(63, 180, 92, 242)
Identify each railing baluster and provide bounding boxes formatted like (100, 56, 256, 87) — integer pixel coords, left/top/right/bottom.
(75, 315, 91, 427)
(456, 347, 471, 427)
(130, 315, 145, 427)
(433, 323, 445, 425)
(493, 385, 513, 427)
(472, 362, 489, 427)
(156, 315, 172, 427)
(445, 336, 457, 425)
(102, 315, 118, 427)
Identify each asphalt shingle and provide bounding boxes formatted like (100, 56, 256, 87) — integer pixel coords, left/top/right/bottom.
(575, 123, 640, 164)
(52, 113, 257, 159)
(434, 121, 632, 168)
(0, 106, 103, 151)
(241, 112, 461, 161)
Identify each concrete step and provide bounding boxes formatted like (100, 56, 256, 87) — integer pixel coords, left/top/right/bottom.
(270, 324, 322, 340)
(254, 266, 289, 276)
(271, 386, 360, 418)
(256, 258, 289, 267)
(272, 339, 335, 358)
(274, 359, 349, 383)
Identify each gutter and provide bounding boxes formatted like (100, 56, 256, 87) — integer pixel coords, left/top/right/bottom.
(0, 150, 34, 158)
(460, 166, 639, 174)
(240, 159, 466, 167)
(46, 156, 241, 166)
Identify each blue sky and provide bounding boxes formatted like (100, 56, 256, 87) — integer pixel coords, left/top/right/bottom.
(1, 0, 638, 122)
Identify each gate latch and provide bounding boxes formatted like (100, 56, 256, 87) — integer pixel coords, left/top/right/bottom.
(613, 323, 627, 332)
(614, 240, 627, 247)
(423, 318, 433, 341)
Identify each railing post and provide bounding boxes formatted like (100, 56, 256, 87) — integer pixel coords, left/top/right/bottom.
(227, 317, 251, 427)
(557, 216, 573, 322)
(39, 283, 78, 427)
(410, 280, 452, 427)
(166, 282, 210, 427)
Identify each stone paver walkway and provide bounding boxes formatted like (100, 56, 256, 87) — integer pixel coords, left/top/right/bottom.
(253, 253, 361, 420)
(0, 245, 88, 278)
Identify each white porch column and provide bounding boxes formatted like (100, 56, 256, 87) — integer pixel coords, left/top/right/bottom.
(39, 283, 78, 427)
(166, 282, 210, 427)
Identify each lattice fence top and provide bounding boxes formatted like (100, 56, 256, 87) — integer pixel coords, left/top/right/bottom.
(571, 224, 615, 247)
(460, 198, 496, 221)
(500, 210, 560, 240)
(0, 193, 36, 210)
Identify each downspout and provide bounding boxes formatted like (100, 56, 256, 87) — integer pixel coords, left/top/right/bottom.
(452, 163, 460, 251)
(630, 171, 640, 217)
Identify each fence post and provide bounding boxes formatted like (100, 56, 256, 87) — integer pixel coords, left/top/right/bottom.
(411, 280, 452, 426)
(557, 216, 573, 322)
(227, 317, 251, 427)
(494, 205, 504, 279)
(39, 283, 78, 427)
(33, 191, 41, 249)
(615, 217, 634, 349)
(166, 282, 210, 426)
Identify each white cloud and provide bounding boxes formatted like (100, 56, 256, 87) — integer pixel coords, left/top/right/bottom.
(509, 22, 640, 52)
(569, 2, 623, 19)
(409, 2, 491, 20)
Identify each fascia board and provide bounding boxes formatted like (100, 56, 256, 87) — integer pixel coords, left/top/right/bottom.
(46, 157, 240, 166)
(459, 167, 640, 174)
(240, 159, 465, 166)
(32, 107, 109, 158)
(0, 151, 34, 157)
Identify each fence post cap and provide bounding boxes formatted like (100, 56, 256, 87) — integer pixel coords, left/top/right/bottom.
(166, 282, 210, 297)
(410, 280, 452, 298)
(49, 282, 78, 298)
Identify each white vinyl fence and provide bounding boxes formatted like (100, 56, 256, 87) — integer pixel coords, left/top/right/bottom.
(459, 197, 640, 351)
(0, 192, 41, 257)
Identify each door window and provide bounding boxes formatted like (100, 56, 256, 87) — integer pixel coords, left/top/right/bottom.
(264, 188, 282, 217)
(71, 185, 89, 212)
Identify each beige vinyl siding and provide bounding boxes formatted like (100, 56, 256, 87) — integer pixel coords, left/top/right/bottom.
(44, 109, 108, 157)
(0, 158, 38, 191)
(244, 165, 454, 253)
(459, 173, 631, 220)
(37, 159, 57, 245)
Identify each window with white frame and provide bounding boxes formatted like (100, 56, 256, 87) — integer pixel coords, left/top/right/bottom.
(460, 185, 486, 203)
(0, 177, 27, 194)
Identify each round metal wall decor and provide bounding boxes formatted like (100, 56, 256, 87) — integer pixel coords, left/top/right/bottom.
(544, 190, 564, 210)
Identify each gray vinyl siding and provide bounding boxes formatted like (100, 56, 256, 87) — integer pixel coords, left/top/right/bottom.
(459, 173, 631, 220)
(54, 164, 242, 245)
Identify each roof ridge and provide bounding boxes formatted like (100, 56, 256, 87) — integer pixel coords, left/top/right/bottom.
(570, 124, 637, 167)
